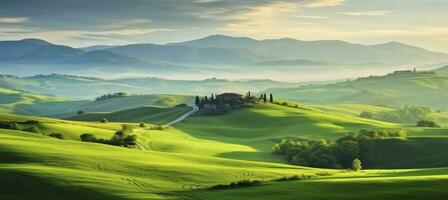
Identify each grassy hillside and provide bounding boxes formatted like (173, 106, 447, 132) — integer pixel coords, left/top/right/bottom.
(0, 74, 301, 99)
(310, 103, 448, 125)
(1, 102, 448, 199)
(0, 88, 84, 116)
(435, 65, 448, 75)
(67, 105, 192, 125)
(179, 167, 448, 200)
(0, 87, 193, 117)
(267, 71, 448, 110)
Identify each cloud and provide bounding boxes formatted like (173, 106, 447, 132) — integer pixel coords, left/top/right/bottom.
(339, 11, 391, 16)
(194, 0, 222, 3)
(294, 15, 328, 19)
(219, 1, 299, 33)
(303, 0, 346, 8)
(0, 17, 28, 23)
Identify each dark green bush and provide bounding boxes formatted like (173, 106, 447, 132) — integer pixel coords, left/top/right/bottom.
(417, 120, 440, 128)
(23, 126, 40, 133)
(80, 133, 97, 142)
(48, 133, 64, 139)
(209, 180, 262, 190)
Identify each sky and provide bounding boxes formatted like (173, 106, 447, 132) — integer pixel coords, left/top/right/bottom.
(0, 0, 447, 52)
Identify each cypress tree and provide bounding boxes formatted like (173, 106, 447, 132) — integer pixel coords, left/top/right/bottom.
(195, 96, 200, 106)
(269, 93, 273, 103)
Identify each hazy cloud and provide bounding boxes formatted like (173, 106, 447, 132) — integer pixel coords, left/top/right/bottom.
(339, 11, 391, 16)
(303, 0, 346, 8)
(0, 17, 28, 23)
(294, 15, 329, 19)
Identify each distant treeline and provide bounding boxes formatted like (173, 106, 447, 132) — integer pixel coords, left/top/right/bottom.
(0, 120, 64, 139)
(360, 106, 432, 123)
(273, 129, 407, 169)
(95, 92, 128, 101)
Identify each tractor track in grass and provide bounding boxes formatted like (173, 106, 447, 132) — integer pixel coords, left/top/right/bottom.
(182, 184, 205, 190)
(121, 177, 174, 199)
(234, 170, 256, 178)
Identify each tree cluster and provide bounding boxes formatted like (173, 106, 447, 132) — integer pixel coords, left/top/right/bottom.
(273, 129, 407, 169)
(360, 106, 432, 123)
(0, 120, 41, 133)
(95, 92, 128, 101)
(416, 120, 440, 128)
(80, 124, 138, 147)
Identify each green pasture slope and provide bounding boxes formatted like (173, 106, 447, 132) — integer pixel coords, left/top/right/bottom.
(0, 87, 194, 117)
(267, 71, 448, 110)
(0, 88, 83, 116)
(1, 103, 448, 199)
(66, 105, 192, 125)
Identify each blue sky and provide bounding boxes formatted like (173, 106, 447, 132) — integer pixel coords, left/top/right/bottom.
(0, 0, 447, 52)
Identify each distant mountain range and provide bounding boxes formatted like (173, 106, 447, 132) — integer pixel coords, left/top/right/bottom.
(1, 35, 447, 66)
(1, 35, 448, 79)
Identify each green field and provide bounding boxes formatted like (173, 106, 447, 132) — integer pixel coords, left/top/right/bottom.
(66, 105, 192, 125)
(0, 87, 194, 117)
(1, 101, 448, 199)
(267, 72, 448, 110)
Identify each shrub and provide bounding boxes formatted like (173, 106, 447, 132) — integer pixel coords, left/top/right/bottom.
(110, 131, 126, 145)
(417, 120, 440, 128)
(0, 121, 20, 130)
(352, 159, 362, 171)
(48, 133, 64, 139)
(209, 180, 262, 190)
(139, 122, 146, 128)
(100, 118, 108, 123)
(23, 126, 40, 133)
(80, 133, 97, 142)
(274, 175, 313, 182)
(77, 110, 85, 115)
(123, 135, 138, 146)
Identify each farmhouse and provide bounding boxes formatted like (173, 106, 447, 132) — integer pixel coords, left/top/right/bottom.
(216, 93, 244, 103)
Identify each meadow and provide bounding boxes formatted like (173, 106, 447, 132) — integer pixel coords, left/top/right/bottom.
(1, 101, 448, 199)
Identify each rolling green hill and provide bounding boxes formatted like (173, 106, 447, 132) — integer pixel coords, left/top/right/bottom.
(435, 65, 448, 75)
(66, 105, 192, 125)
(1, 102, 448, 199)
(0, 74, 301, 99)
(0, 87, 194, 117)
(267, 71, 448, 110)
(0, 88, 84, 116)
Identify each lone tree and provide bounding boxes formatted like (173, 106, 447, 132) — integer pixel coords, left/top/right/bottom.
(195, 96, 200, 106)
(269, 93, 273, 103)
(100, 117, 108, 123)
(352, 158, 362, 171)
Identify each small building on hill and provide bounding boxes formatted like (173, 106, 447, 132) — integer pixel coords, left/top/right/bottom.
(216, 93, 244, 102)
